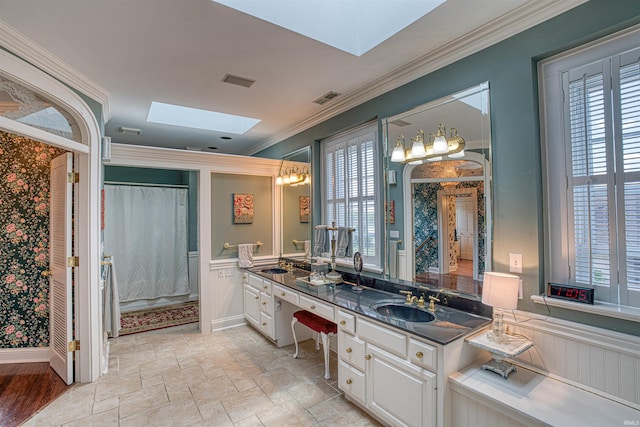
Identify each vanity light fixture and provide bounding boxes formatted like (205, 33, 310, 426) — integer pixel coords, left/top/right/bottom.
(276, 161, 310, 186)
(390, 123, 465, 164)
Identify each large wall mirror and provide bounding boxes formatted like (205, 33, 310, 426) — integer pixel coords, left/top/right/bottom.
(279, 146, 312, 258)
(383, 82, 491, 298)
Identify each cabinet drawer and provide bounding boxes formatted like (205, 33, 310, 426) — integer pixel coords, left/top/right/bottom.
(336, 310, 355, 334)
(248, 274, 271, 294)
(357, 318, 407, 358)
(273, 284, 299, 305)
(338, 360, 366, 407)
(260, 311, 274, 338)
(299, 295, 335, 321)
(408, 338, 437, 371)
(339, 330, 366, 371)
(260, 292, 273, 315)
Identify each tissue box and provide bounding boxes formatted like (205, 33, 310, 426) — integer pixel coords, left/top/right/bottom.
(296, 276, 334, 294)
(311, 262, 328, 273)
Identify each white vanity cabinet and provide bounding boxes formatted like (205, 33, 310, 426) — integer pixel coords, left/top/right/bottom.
(337, 310, 438, 427)
(243, 272, 275, 340)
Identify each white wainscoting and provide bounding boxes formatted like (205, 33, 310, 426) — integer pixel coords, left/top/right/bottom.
(504, 311, 640, 408)
(447, 311, 640, 426)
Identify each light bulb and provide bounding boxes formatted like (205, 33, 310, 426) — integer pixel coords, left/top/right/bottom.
(411, 139, 426, 157)
(276, 175, 283, 185)
(432, 124, 448, 154)
(391, 145, 405, 162)
(290, 170, 298, 182)
(283, 175, 291, 184)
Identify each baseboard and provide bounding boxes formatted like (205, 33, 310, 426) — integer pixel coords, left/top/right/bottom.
(211, 314, 246, 332)
(0, 347, 50, 364)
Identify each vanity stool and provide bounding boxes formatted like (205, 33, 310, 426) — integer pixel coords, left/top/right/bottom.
(291, 310, 337, 380)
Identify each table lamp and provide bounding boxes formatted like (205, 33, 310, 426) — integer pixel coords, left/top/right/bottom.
(479, 271, 522, 378)
(482, 272, 519, 344)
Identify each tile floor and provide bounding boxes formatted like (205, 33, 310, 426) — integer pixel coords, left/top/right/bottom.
(24, 323, 381, 426)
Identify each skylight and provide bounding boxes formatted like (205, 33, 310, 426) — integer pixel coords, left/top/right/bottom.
(212, 0, 446, 57)
(147, 102, 260, 134)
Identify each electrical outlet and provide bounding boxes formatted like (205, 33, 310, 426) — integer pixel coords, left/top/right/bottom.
(390, 230, 399, 238)
(225, 268, 233, 277)
(509, 253, 523, 274)
(217, 270, 224, 278)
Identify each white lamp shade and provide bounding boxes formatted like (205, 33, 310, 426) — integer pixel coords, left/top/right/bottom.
(411, 139, 426, 157)
(391, 145, 405, 162)
(432, 134, 448, 154)
(482, 272, 519, 309)
(448, 149, 465, 158)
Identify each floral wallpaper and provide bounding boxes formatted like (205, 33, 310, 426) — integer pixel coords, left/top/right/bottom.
(413, 181, 485, 277)
(0, 131, 65, 348)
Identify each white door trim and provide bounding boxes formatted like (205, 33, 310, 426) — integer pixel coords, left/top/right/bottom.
(0, 48, 102, 382)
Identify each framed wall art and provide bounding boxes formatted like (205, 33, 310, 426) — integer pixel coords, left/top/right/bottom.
(233, 193, 254, 224)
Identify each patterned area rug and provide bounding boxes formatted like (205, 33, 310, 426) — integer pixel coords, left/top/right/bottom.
(119, 301, 199, 336)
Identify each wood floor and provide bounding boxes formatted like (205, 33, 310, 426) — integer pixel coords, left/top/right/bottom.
(0, 362, 69, 427)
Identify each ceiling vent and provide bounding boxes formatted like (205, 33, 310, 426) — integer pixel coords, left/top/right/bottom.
(119, 126, 141, 135)
(313, 91, 341, 105)
(390, 119, 411, 127)
(222, 73, 256, 88)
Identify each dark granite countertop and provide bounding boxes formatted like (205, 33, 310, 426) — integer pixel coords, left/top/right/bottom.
(248, 266, 490, 345)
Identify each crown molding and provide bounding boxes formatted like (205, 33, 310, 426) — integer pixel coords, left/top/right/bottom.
(0, 18, 111, 123)
(245, 0, 587, 155)
(109, 143, 280, 174)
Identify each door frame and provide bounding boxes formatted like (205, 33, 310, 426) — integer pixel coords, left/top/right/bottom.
(402, 152, 490, 282)
(0, 48, 103, 382)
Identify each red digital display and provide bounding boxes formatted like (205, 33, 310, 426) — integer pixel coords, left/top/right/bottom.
(547, 283, 594, 304)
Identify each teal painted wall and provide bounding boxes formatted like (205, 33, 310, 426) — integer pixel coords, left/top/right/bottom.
(104, 166, 198, 252)
(256, 0, 640, 335)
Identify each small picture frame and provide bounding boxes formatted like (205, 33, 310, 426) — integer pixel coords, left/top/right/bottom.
(233, 193, 254, 224)
(385, 200, 395, 224)
(299, 195, 310, 223)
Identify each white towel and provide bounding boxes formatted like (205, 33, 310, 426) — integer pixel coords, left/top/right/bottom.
(102, 256, 121, 338)
(304, 240, 311, 259)
(336, 227, 353, 258)
(238, 244, 254, 268)
(313, 225, 328, 255)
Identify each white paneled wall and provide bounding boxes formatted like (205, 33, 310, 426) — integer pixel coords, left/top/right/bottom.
(505, 312, 640, 408)
(451, 391, 539, 427)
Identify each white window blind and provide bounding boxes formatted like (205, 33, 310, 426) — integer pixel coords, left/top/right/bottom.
(321, 123, 380, 267)
(542, 32, 640, 308)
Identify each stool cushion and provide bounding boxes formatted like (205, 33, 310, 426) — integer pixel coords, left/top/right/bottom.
(293, 310, 337, 334)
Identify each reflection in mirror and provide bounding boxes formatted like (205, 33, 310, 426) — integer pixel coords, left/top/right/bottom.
(279, 146, 312, 259)
(383, 82, 491, 298)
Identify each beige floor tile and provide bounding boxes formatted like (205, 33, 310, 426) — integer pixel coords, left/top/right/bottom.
(27, 323, 380, 427)
(221, 388, 275, 423)
(120, 397, 202, 427)
(118, 382, 170, 419)
(256, 400, 316, 426)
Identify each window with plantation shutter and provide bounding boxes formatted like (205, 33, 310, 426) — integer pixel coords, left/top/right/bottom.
(321, 123, 381, 268)
(541, 28, 640, 309)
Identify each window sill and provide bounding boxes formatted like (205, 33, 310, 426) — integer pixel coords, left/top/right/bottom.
(531, 295, 640, 323)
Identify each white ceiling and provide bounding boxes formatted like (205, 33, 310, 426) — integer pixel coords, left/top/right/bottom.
(0, 0, 581, 155)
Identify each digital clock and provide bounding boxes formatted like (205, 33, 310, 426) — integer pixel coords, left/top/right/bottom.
(547, 283, 594, 304)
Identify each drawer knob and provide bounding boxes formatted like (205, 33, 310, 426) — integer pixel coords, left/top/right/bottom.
(262, 322, 267, 326)
(310, 305, 316, 310)
(416, 351, 424, 359)
(263, 285, 268, 289)
(340, 320, 346, 325)
(262, 302, 267, 305)
(281, 292, 286, 297)
(365, 354, 371, 360)
(254, 296, 259, 300)
(346, 379, 352, 385)
(345, 347, 352, 353)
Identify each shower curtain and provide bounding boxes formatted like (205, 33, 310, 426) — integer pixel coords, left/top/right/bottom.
(103, 184, 189, 302)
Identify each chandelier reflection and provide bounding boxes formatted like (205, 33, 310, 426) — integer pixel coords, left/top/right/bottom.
(390, 124, 465, 164)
